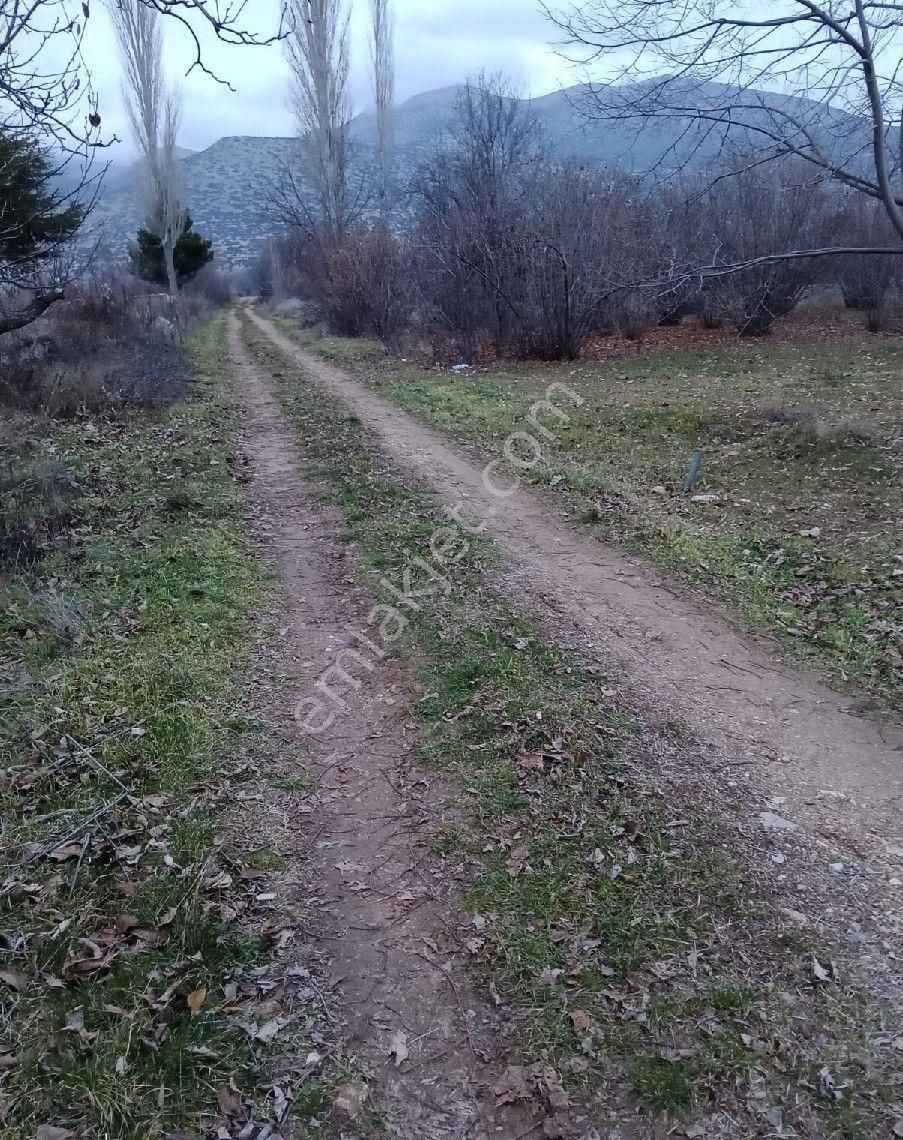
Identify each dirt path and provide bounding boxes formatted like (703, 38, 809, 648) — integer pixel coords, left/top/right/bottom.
(227, 314, 573, 1140)
(244, 308, 903, 844)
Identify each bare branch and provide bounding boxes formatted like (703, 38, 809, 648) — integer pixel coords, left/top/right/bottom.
(546, 0, 903, 248)
(285, 0, 352, 242)
(370, 0, 395, 220)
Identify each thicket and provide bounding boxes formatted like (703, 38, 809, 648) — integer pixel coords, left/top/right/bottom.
(257, 79, 903, 359)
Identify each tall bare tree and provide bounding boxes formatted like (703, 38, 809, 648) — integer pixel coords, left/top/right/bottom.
(1, 1, 286, 332)
(370, 0, 395, 220)
(285, 0, 351, 241)
(111, 0, 185, 297)
(547, 0, 903, 262)
(2, 2, 288, 148)
(414, 75, 545, 352)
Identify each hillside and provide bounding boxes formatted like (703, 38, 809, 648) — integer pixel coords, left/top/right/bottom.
(88, 81, 864, 269)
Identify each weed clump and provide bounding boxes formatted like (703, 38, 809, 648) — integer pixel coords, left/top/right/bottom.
(0, 280, 197, 415)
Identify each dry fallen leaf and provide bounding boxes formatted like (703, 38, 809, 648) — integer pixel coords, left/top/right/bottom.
(333, 1080, 370, 1120)
(216, 1083, 243, 1117)
(493, 1065, 531, 1105)
(48, 841, 87, 862)
(186, 987, 207, 1016)
(812, 955, 835, 984)
(506, 845, 529, 878)
(0, 968, 29, 992)
(255, 1017, 289, 1043)
(532, 1062, 569, 1112)
(387, 1029, 409, 1067)
(569, 1009, 593, 1036)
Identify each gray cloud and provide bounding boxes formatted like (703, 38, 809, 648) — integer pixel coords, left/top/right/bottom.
(86, 0, 576, 160)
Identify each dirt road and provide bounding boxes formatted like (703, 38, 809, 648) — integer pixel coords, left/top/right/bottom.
(244, 307, 903, 843)
(228, 314, 565, 1139)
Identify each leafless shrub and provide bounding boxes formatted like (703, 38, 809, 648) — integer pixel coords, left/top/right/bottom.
(272, 297, 325, 326)
(184, 265, 232, 306)
(617, 294, 657, 341)
(0, 279, 190, 414)
(321, 227, 412, 345)
(755, 406, 880, 453)
(520, 169, 655, 358)
(837, 197, 901, 331)
(0, 456, 80, 568)
(548, 0, 903, 255)
(692, 163, 834, 336)
(412, 74, 545, 356)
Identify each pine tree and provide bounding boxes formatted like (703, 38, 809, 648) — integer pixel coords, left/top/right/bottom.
(128, 213, 214, 288)
(0, 131, 86, 334)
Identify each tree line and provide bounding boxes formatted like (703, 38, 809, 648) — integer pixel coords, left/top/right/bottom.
(3, 0, 903, 346)
(259, 72, 903, 358)
(1, 0, 267, 335)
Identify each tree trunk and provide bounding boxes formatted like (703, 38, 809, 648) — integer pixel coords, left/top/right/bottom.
(164, 240, 179, 298)
(0, 291, 64, 337)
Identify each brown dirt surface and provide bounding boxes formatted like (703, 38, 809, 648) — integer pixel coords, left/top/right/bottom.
(227, 314, 581, 1140)
(244, 307, 903, 856)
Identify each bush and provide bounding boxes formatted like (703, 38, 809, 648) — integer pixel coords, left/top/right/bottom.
(184, 265, 232, 306)
(0, 452, 80, 567)
(128, 213, 214, 288)
(321, 227, 413, 346)
(271, 297, 324, 326)
(0, 278, 191, 415)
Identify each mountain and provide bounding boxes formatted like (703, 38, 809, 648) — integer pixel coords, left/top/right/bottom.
(86, 81, 865, 269)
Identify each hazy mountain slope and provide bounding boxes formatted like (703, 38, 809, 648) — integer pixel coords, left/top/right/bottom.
(88, 81, 865, 269)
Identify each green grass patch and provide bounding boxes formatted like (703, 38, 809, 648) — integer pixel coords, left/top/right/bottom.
(269, 310, 385, 366)
(240, 317, 899, 1135)
(0, 317, 329, 1138)
(352, 344, 903, 711)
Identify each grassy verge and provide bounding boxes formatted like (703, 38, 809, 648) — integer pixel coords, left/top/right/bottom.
(286, 327, 903, 711)
(241, 318, 899, 1139)
(268, 311, 385, 368)
(0, 317, 327, 1139)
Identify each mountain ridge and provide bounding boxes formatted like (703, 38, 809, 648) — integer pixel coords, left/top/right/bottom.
(88, 80, 865, 269)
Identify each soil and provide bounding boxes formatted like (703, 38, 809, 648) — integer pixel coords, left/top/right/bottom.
(227, 314, 573, 1140)
(243, 307, 903, 853)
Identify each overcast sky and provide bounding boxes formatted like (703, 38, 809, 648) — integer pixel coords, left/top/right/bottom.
(86, 0, 579, 160)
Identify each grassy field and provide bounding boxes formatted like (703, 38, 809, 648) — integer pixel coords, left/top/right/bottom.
(325, 339, 903, 711)
(242, 317, 900, 1139)
(0, 318, 329, 1139)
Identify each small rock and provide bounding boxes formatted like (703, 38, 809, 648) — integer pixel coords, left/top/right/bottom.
(759, 811, 798, 832)
(333, 1081, 369, 1120)
(690, 493, 720, 503)
(829, 861, 845, 873)
(763, 1104, 784, 1131)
